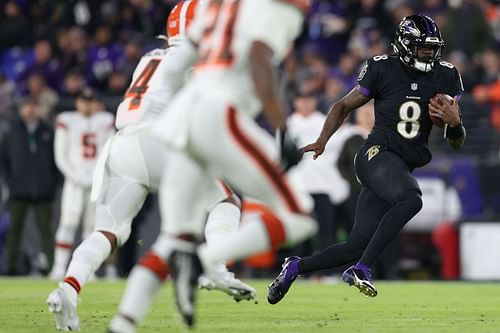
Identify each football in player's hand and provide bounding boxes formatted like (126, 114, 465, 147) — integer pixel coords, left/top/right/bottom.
(429, 93, 454, 128)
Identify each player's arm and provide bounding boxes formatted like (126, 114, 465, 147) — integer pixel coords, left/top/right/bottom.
(54, 123, 78, 183)
(302, 85, 371, 159)
(429, 95, 466, 150)
(250, 41, 301, 170)
(250, 41, 286, 130)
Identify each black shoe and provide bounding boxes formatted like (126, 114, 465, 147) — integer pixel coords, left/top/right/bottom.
(169, 250, 203, 328)
(267, 256, 301, 304)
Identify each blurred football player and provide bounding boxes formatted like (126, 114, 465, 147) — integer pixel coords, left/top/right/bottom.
(49, 89, 115, 281)
(47, 2, 254, 331)
(107, 0, 318, 330)
(268, 14, 466, 303)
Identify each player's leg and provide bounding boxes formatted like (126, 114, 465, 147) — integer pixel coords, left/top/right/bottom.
(356, 147, 423, 267)
(299, 187, 390, 272)
(81, 188, 95, 240)
(344, 145, 423, 297)
(33, 200, 55, 273)
(194, 106, 317, 272)
(47, 134, 153, 331)
(50, 181, 84, 280)
(199, 182, 256, 301)
(5, 200, 28, 275)
(111, 151, 212, 330)
(109, 238, 170, 333)
(268, 186, 390, 303)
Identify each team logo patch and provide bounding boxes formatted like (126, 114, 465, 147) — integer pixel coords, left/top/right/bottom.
(365, 145, 380, 161)
(411, 83, 418, 91)
(358, 61, 368, 81)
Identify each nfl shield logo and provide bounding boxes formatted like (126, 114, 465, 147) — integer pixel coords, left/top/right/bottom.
(411, 83, 418, 91)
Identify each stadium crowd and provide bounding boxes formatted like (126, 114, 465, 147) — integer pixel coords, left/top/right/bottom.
(0, 0, 499, 277)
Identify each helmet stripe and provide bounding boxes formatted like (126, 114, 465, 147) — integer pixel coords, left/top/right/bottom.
(423, 16, 432, 35)
(179, 0, 192, 37)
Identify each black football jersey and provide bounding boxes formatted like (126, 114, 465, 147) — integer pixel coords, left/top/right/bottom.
(357, 55, 464, 169)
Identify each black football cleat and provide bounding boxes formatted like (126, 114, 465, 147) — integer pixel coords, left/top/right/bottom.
(169, 250, 204, 328)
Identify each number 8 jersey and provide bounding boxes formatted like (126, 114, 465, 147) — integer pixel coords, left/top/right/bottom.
(357, 54, 464, 169)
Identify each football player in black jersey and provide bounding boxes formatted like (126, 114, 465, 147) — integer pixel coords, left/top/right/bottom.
(268, 14, 466, 303)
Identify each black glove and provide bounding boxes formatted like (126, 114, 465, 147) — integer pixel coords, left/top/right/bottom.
(277, 127, 302, 172)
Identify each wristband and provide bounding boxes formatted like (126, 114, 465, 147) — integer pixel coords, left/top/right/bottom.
(444, 123, 465, 139)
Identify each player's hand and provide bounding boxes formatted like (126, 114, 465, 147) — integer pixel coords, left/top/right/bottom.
(429, 94, 461, 127)
(300, 139, 327, 160)
(277, 127, 302, 172)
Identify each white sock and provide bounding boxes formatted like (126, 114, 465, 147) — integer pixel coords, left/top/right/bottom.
(199, 217, 269, 269)
(205, 202, 241, 270)
(205, 202, 241, 242)
(117, 266, 163, 324)
(52, 247, 72, 274)
(64, 231, 112, 300)
(61, 282, 78, 307)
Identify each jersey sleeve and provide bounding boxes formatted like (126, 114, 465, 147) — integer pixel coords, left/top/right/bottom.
(357, 58, 379, 98)
(55, 113, 69, 130)
(54, 119, 74, 181)
(438, 61, 464, 99)
(243, 0, 304, 61)
(449, 67, 465, 99)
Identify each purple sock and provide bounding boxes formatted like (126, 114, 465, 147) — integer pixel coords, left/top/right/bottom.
(288, 258, 301, 275)
(354, 262, 371, 270)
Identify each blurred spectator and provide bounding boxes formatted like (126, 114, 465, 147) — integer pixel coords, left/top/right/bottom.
(306, 0, 351, 64)
(483, 0, 500, 48)
(0, 1, 31, 48)
(26, 73, 58, 120)
(0, 74, 15, 118)
(61, 71, 87, 98)
(117, 39, 145, 81)
(336, 102, 375, 235)
(328, 52, 361, 91)
(58, 0, 102, 35)
(472, 49, 500, 132)
(385, 0, 415, 26)
(56, 27, 88, 74)
(288, 91, 337, 253)
(18, 40, 63, 92)
(126, 0, 168, 39)
(0, 98, 57, 275)
(350, 0, 394, 42)
(321, 75, 348, 111)
(106, 71, 128, 97)
(419, 0, 448, 17)
(445, 50, 477, 92)
(473, 77, 500, 131)
(29, 0, 58, 41)
(442, 0, 492, 58)
(477, 49, 500, 85)
(86, 25, 124, 90)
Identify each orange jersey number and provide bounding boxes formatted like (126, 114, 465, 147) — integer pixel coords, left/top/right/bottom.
(125, 59, 161, 111)
(197, 0, 240, 68)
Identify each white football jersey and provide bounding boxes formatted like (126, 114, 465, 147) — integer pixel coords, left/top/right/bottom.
(188, 0, 307, 117)
(55, 111, 115, 185)
(115, 47, 189, 130)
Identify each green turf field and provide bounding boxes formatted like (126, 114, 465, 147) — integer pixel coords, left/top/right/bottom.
(0, 278, 499, 333)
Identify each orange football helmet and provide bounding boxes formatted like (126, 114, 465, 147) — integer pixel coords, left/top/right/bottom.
(166, 0, 198, 46)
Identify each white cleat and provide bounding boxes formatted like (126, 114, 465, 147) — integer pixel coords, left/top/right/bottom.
(47, 286, 81, 331)
(108, 315, 136, 333)
(199, 270, 257, 302)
